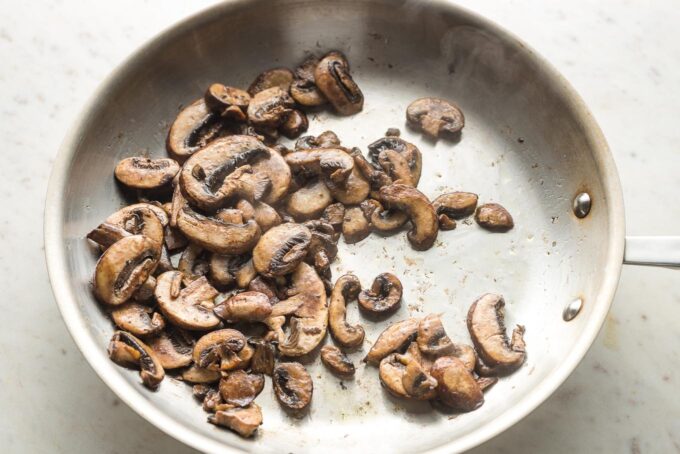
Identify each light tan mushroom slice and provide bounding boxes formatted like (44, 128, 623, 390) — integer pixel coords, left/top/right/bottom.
(131, 275, 156, 303)
(474, 203, 514, 232)
(320, 345, 356, 378)
(208, 403, 263, 438)
(167, 98, 225, 162)
(214, 291, 273, 322)
(328, 274, 365, 348)
(367, 137, 422, 187)
(147, 326, 194, 369)
(108, 331, 165, 389)
(377, 150, 417, 187)
(284, 148, 354, 185)
(342, 206, 370, 244)
(182, 365, 221, 384)
(432, 192, 478, 227)
(367, 200, 408, 233)
(417, 314, 455, 357)
(314, 51, 364, 115)
(286, 180, 334, 221)
(155, 271, 220, 330)
(111, 303, 165, 337)
(94, 235, 160, 306)
(219, 370, 265, 407)
(193, 329, 247, 371)
(114, 157, 179, 190)
(358, 273, 403, 314)
(209, 253, 251, 288)
(252, 223, 312, 277)
(379, 183, 438, 251)
(467, 293, 526, 374)
(406, 97, 465, 139)
(430, 356, 483, 411)
(379, 353, 409, 398)
(364, 318, 420, 365)
(273, 362, 313, 413)
(236, 199, 281, 232)
(248, 67, 294, 96)
(249, 338, 276, 376)
(176, 205, 261, 255)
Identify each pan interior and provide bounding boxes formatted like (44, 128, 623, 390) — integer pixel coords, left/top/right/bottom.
(52, 0, 620, 452)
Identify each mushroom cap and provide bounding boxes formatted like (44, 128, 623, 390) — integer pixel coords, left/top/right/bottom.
(358, 273, 403, 314)
(430, 356, 483, 412)
(252, 223, 312, 277)
(247, 86, 295, 127)
(204, 84, 251, 115)
(154, 271, 221, 331)
(208, 403, 263, 438)
(406, 97, 465, 139)
(314, 51, 364, 115)
(328, 273, 365, 348)
(378, 353, 408, 398)
(341, 206, 370, 244)
(110, 303, 165, 337)
(251, 147, 291, 205)
(104, 203, 167, 247)
(272, 362, 313, 412)
(167, 98, 224, 161)
(367, 137, 422, 187)
(114, 157, 179, 190)
(320, 345, 356, 377)
(286, 180, 333, 221)
(432, 192, 478, 220)
(364, 318, 420, 365)
(248, 67, 295, 96)
(379, 183, 438, 251)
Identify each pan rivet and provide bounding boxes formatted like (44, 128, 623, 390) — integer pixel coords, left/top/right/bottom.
(563, 298, 583, 321)
(573, 192, 591, 218)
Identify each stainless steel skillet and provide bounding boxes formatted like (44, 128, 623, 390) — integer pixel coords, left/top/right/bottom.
(43, 0, 679, 452)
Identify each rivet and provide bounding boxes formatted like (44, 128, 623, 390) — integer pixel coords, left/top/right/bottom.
(573, 192, 591, 218)
(563, 298, 583, 321)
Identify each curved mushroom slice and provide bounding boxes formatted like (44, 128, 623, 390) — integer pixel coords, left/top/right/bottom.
(326, 167, 370, 205)
(147, 326, 194, 369)
(108, 331, 165, 389)
(209, 254, 253, 289)
(181, 364, 221, 384)
(249, 337, 276, 376)
(320, 345, 355, 378)
(252, 223, 312, 277)
(247, 86, 295, 128)
(132, 275, 156, 303)
(430, 356, 483, 411)
(467, 293, 526, 374)
(358, 273, 403, 315)
(204, 84, 250, 120)
(285, 148, 354, 186)
(214, 291, 273, 322)
(280, 109, 309, 139)
(236, 199, 281, 232)
(208, 403, 263, 438)
(328, 274, 365, 348)
(454, 344, 478, 372)
(401, 352, 438, 400)
(351, 148, 393, 194)
(248, 67, 295, 96)
(432, 192, 478, 230)
(379, 353, 408, 398)
(102, 204, 167, 248)
(273, 362, 313, 413)
(94, 235, 160, 306)
(193, 329, 247, 371)
(304, 220, 339, 282)
(379, 184, 438, 251)
(290, 56, 327, 107)
(176, 205, 261, 255)
(314, 51, 364, 115)
(321, 203, 345, 232)
(114, 157, 179, 190)
(417, 314, 455, 357)
(178, 243, 210, 282)
(368, 137, 422, 187)
(474, 203, 514, 232)
(367, 200, 408, 233)
(219, 370, 265, 407)
(155, 271, 220, 331)
(167, 99, 225, 161)
(286, 180, 333, 221)
(251, 147, 291, 205)
(111, 303, 165, 337)
(377, 150, 417, 187)
(342, 206, 370, 244)
(364, 318, 420, 365)
(86, 222, 131, 249)
(406, 97, 465, 139)
(295, 131, 342, 150)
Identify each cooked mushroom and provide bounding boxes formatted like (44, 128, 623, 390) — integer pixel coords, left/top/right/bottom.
(248, 276, 280, 304)
(406, 97, 465, 139)
(320, 345, 355, 377)
(114, 157, 179, 190)
(321, 203, 345, 232)
(247, 86, 295, 128)
(368, 137, 422, 187)
(385, 127, 400, 137)
(328, 274, 365, 348)
(100, 203, 166, 248)
(132, 275, 157, 303)
(432, 192, 478, 229)
(178, 243, 210, 282)
(219, 370, 265, 407)
(366, 199, 408, 233)
(342, 206, 370, 244)
(364, 318, 420, 365)
(350, 148, 393, 193)
(273, 362, 313, 413)
(284, 148, 354, 185)
(286, 180, 333, 221)
(378, 353, 408, 398)
(202, 387, 223, 412)
(214, 291, 273, 322)
(430, 356, 483, 411)
(467, 293, 526, 374)
(400, 352, 438, 400)
(248, 337, 276, 376)
(236, 199, 282, 232)
(108, 331, 165, 389)
(251, 146, 291, 205)
(454, 344, 478, 372)
(111, 303, 165, 337)
(204, 84, 250, 120)
(416, 314, 455, 357)
(181, 364, 221, 384)
(474, 203, 514, 232)
(314, 51, 363, 115)
(155, 271, 221, 330)
(377, 149, 417, 187)
(252, 223, 312, 277)
(164, 225, 188, 251)
(208, 403, 263, 438)
(280, 109, 309, 139)
(94, 235, 160, 306)
(209, 254, 254, 289)
(326, 167, 370, 205)
(379, 184, 438, 251)
(295, 130, 342, 151)
(192, 383, 212, 400)
(193, 329, 247, 371)
(358, 273, 402, 314)
(147, 326, 194, 369)
(167, 99, 224, 161)
(290, 56, 327, 106)
(248, 67, 295, 96)
(176, 205, 261, 255)
(86, 222, 131, 249)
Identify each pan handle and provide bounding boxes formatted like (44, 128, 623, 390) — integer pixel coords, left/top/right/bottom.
(624, 236, 680, 268)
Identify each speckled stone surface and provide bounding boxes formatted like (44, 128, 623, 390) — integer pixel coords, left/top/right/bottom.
(1, 1, 679, 452)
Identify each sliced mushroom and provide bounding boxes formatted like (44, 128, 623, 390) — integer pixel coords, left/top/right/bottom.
(342, 206, 370, 244)
(314, 51, 363, 115)
(131, 275, 156, 303)
(477, 376, 499, 391)
(290, 56, 327, 106)
(202, 387, 223, 412)
(454, 344, 478, 372)
(377, 150, 417, 187)
(192, 383, 212, 400)
(236, 199, 281, 232)
(379, 183, 438, 251)
(204, 84, 250, 120)
(249, 337, 276, 376)
(102, 204, 166, 247)
(181, 364, 221, 384)
(320, 345, 355, 377)
(328, 274, 365, 348)
(406, 97, 465, 139)
(155, 271, 221, 330)
(193, 329, 247, 371)
(252, 223, 312, 277)
(208, 403, 263, 438)
(386, 127, 400, 137)
(474, 203, 514, 232)
(164, 225, 188, 251)
(432, 192, 478, 229)
(368, 137, 422, 187)
(247, 86, 295, 128)
(251, 146, 291, 205)
(430, 356, 483, 411)
(400, 352, 438, 400)
(350, 148, 393, 193)
(364, 318, 420, 365)
(214, 291, 273, 322)
(467, 293, 526, 374)
(147, 326, 194, 369)
(326, 167, 370, 205)
(248, 276, 280, 303)
(114, 157, 179, 190)
(208, 254, 252, 289)
(285, 179, 333, 222)
(321, 203, 345, 232)
(280, 109, 309, 139)
(284, 148, 354, 185)
(86, 222, 131, 249)
(358, 273, 402, 314)
(178, 243, 210, 282)
(111, 303, 165, 337)
(379, 353, 408, 398)
(176, 205, 261, 255)
(215, 208, 244, 224)
(248, 67, 294, 96)
(417, 314, 455, 357)
(94, 235, 160, 306)
(167, 99, 224, 161)
(219, 370, 265, 407)
(108, 331, 165, 389)
(273, 362, 313, 413)
(366, 199, 408, 233)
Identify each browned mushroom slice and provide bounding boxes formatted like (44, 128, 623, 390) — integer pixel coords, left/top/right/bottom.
(290, 56, 327, 107)
(328, 274, 365, 348)
(417, 314, 455, 357)
(432, 192, 478, 228)
(132, 275, 156, 303)
(314, 51, 363, 115)
(366, 199, 408, 233)
(108, 331, 165, 389)
(252, 223, 312, 277)
(114, 157, 179, 190)
(280, 110, 309, 139)
(176, 205, 261, 255)
(192, 383, 212, 400)
(236, 199, 281, 232)
(364, 318, 420, 365)
(181, 364, 221, 384)
(377, 150, 417, 187)
(100, 204, 166, 248)
(214, 291, 273, 322)
(209, 253, 251, 288)
(219, 370, 265, 407)
(94, 235, 160, 306)
(368, 137, 422, 187)
(285, 148, 354, 185)
(380, 183, 438, 251)
(320, 345, 355, 378)
(406, 97, 465, 139)
(204, 84, 250, 120)
(326, 167, 370, 205)
(209, 403, 263, 438)
(400, 353, 438, 400)
(286, 180, 333, 221)
(252, 146, 291, 205)
(430, 356, 483, 411)
(351, 148, 393, 193)
(379, 353, 408, 398)
(147, 326, 194, 369)
(202, 387, 223, 412)
(193, 329, 247, 371)
(164, 225, 188, 251)
(249, 337, 276, 376)
(248, 67, 295, 96)
(86, 222, 131, 249)
(155, 271, 220, 330)
(304, 220, 339, 279)
(385, 127, 400, 137)
(111, 303, 165, 337)
(474, 203, 514, 232)
(467, 293, 526, 374)
(178, 243, 210, 282)
(321, 203, 345, 232)
(167, 99, 225, 161)
(342, 206, 370, 244)
(454, 344, 478, 372)
(358, 273, 402, 314)
(273, 362, 313, 413)
(247, 86, 295, 128)
(295, 130, 342, 151)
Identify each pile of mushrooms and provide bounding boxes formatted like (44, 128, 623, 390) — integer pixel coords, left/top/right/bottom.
(87, 51, 522, 439)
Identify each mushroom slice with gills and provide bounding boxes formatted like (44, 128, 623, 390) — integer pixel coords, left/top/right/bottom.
(247, 86, 295, 128)
(249, 337, 276, 376)
(248, 67, 294, 96)
(273, 362, 313, 413)
(342, 206, 370, 244)
(209, 253, 252, 288)
(368, 137, 422, 187)
(286, 179, 333, 222)
(474, 203, 514, 232)
(181, 364, 221, 384)
(236, 199, 281, 232)
(178, 243, 210, 283)
(379, 353, 409, 398)
(432, 192, 478, 227)
(179, 135, 271, 212)
(406, 97, 465, 139)
(193, 328, 247, 371)
(467, 293, 526, 374)
(364, 317, 420, 365)
(192, 383, 212, 401)
(295, 130, 342, 150)
(290, 56, 327, 107)
(304, 220, 339, 254)
(321, 203, 345, 232)
(110, 303, 165, 337)
(350, 148, 393, 192)
(400, 352, 438, 400)
(417, 314, 455, 357)
(280, 109, 309, 139)
(367, 199, 408, 233)
(320, 345, 355, 378)
(176, 205, 261, 255)
(284, 148, 354, 186)
(94, 235, 160, 306)
(453, 344, 478, 372)
(167, 98, 225, 162)
(252, 223, 312, 277)
(147, 326, 194, 369)
(328, 274, 365, 348)
(132, 275, 156, 303)
(214, 291, 273, 322)
(379, 183, 438, 251)
(219, 370, 265, 407)
(208, 403, 263, 438)
(430, 356, 483, 411)
(154, 271, 220, 331)
(314, 51, 364, 115)
(251, 146, 291, 205)
(325, 167, 370, 205)
(100, 203, 166, 248)
(358, 273, 403, 315)
(204, 84, 250, 120)
(114, 157, 179, 190)
(108, 331, 165, 389)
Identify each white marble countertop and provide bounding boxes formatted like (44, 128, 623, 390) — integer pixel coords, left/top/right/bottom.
(1, 0, 679, 452)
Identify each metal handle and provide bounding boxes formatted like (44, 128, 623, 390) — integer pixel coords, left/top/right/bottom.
(624, 236, 680, 268)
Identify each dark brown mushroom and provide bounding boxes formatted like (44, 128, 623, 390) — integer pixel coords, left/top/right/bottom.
(342, 206, 370, 244)
(406, 97, 465, 139)
(416, 314, 455, 357)
(248, 67, 295, 96)
(154, 271, 221, 331)
(321, 203, 345, 232)
(176, 205, 261, 255)
(247, 86, 295, 128)
(286, 180, 333, 221)
(379, 184, 438, 251)
(358, 273, 402, 314)
(366, 199, 408, 233)
(86, 222, 131, 249)
(290, 56, 327, 106)
(248, 337, 276, 376)
(474, 203, 514, 232)
(326, 167, 370, 205)
(178, 243, 210, 282)
(314, 51, 363, 115)
(280, 109, 309, 139)
(430, 356, 483, 411)
(193, 329, 247, 371)
(219, 370, 265, 407)
(364, 318, 420, 365)
(147, 326, 194, 369)
(204, 84, 250, 120)
(201, 387, 223, 413)
(368, 137, 422, 187)
(350, 148, 393, 193)
(214, 291, 273, 322)
(328, 274, 365, 348)
(114, 157, 179, 190)
(432, 192, 478, 229)
(208, 403, 263, 438)
(320, 345, 355, 378)
(108, 331, 165, 389)
(284, 148, 354, 185)
(273, 362, 313, 413)
(209, 253, 254, 289)
(181, 365, 221, 384)
(252, 223, 312, 277)
(192, 383, 212, 401)
(167, 99, 225, 161)
(111, 303, 165, 337)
